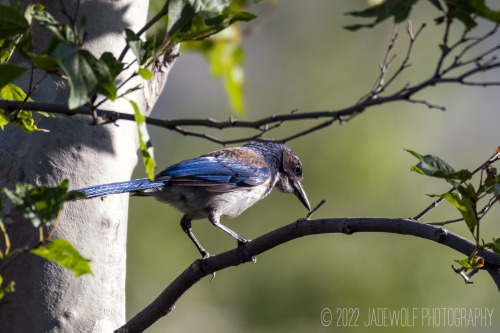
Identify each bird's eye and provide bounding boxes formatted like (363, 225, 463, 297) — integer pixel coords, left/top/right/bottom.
(295, 165, 302, 175)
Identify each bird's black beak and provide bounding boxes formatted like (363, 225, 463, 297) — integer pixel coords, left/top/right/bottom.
(293, 180, 311, 211)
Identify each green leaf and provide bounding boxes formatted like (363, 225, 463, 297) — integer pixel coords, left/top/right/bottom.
(456, 254, 483, 269)
(406, 149, 472, 185)
(24, 3, 44, 25)
(100, 52, 124, 80)
(125, 29, 156, 65)
(0, 82, 27, 101)
(0, 108, 8, 130)
(137, 67, 152, 80)
(16, 110, 50, 132)
(130, 100, 155, 180)
(0, 39, 12, 62)
(344, 0, 419, 31)
(53, 43, 116, 109)
(34, 10, 76, 44)
(30, 239, 92, 277)
(445, 0, 477, 29)
(468, 0, 500, 23)
(176, 11, 255, 42)
(431, 192, 478, 232)
(0, 276, 15, 299)
(491, 238, 500, 254)
(0, 4, 29, 39)
(0, 83, 52, 132)
(0, 64, 27, 90)
(167, 0, 256, 43)
(30, 54, 60, 72)
(3, 180, 70, 228)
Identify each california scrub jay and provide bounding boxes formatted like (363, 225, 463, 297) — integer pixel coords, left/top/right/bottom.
(75, 140, 310, 258)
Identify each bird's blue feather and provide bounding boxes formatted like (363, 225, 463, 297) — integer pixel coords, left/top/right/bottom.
(155, 156, 270, 187)
(76, 178, 161, 199)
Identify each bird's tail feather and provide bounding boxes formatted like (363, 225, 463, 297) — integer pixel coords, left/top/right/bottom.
(75, 178, 162, 199)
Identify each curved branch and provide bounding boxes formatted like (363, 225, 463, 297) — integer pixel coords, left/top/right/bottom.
(115, 217, 500, 333)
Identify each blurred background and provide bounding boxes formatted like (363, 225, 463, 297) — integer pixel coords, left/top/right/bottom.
(126, 1, 500, 332)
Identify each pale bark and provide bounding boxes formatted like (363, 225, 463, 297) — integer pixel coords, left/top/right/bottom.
(0, 1, 175, 331)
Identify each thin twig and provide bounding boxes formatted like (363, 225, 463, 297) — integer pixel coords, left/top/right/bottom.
(426, 218, 463, 226)
(306, 200, 326, 219)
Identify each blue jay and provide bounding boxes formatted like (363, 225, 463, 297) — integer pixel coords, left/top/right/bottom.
(75, 140, 310, 258)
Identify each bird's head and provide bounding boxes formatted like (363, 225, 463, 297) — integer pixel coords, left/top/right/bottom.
(244, 140, 311, 211)
(275, 147, 311, 211)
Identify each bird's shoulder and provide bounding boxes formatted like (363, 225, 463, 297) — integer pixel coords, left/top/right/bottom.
(203, 147, 268, 168)
(154, 147, 270, 187)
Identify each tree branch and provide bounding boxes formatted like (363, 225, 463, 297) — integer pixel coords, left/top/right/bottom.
(115, 217, 500, 333)
(3, 21, 500, 144)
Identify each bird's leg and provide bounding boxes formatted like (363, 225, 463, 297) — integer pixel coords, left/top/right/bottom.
(208, 213, 250, 244)
(208, 213, 255, 263)
(180, 215, 210, 259)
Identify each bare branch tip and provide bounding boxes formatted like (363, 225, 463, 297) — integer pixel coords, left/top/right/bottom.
(306, 199, 326, 219)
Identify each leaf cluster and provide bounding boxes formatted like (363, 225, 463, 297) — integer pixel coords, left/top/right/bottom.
(0, 0, 255, 179)
(345, 0, 500, 31)
(0, 180, 90, 299)
(408, 149, 500, 272)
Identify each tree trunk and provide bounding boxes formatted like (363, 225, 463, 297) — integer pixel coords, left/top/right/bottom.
(0, 1, 174, 331)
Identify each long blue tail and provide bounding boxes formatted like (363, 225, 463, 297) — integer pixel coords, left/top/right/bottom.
(75, 178, 163, 199)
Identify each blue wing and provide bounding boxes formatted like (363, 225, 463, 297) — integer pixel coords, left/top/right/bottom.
(155, 156, 270, 188)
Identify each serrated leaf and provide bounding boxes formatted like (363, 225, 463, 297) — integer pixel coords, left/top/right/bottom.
(137, 67, 152, 80)
(3, 180, 70, 228)
(166, 0, 255, 42)
(30, 239, 92, 277)
(0, 4, 29, 39)
(170, 5, 255, 42)
(176, 11, 255, 42)
(0, 83, 52, 132)
(100, 52, 124, 79)
(16, 110, 50, 132)
(53, 43, 116, 109)
(125, 29, 156, 65)
(344, 0, 419, 30)
(0, 64, 27, 90)
(406, 149, 472, 183)
(432, 192, 478, 232)
(130, 100, 155, 180)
